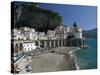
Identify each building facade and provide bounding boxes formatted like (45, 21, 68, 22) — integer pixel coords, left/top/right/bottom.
(23, 42, 36, 52)
(11, 24, 85, 73)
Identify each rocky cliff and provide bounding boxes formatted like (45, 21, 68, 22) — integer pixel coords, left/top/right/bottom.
(11, 2, 62, 32)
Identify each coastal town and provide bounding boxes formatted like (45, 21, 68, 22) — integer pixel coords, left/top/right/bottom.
(11, 22, 85, 73)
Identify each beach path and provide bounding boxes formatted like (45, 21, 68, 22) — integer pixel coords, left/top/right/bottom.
(31, 49, 76, 73)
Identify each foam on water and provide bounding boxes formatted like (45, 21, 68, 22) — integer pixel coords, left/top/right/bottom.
(68, 48, 80, 70)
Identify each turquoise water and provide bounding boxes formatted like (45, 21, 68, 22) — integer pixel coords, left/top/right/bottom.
(74, 39, 97, 69)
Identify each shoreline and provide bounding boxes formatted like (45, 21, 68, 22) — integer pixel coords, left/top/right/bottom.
(27, 47, 81, 73)
(68, 47, 80, 70)
(54, 47, 80, 70)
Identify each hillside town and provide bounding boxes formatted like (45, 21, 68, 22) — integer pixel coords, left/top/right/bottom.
(12, 24, 82, 40)
(11, 23, 85, 73)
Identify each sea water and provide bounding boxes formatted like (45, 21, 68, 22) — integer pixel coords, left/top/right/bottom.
(74, 39, 97, 69)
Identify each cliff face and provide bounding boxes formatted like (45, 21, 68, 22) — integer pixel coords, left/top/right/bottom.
(12, 2, 62, 32)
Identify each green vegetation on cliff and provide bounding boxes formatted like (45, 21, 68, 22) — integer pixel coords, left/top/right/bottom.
(12, 2, 62, 32)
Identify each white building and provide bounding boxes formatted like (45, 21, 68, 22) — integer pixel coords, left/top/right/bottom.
(73, 28, 82, 38)
(55, 25, 67, 39)
(29, 28, 38, 40)
(12, 24, 83, 41)
(47, 30, 55, 39)
(54, 24, 83, 39)
(63, 27, 70, 39)
(22, 30, 38, 40)
(19, 27, 38, 40)
(38, 32, 48, 40)
(70, 25, 83, 39)
(23, 42, 36, 52)
(11, 29, 23, 40)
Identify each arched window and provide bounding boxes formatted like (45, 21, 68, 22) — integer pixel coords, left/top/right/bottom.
(14, 44, 18, 54)
(19, 43, 23, 52)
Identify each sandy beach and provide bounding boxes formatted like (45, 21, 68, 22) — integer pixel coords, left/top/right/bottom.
(30, 47, 79, 73)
